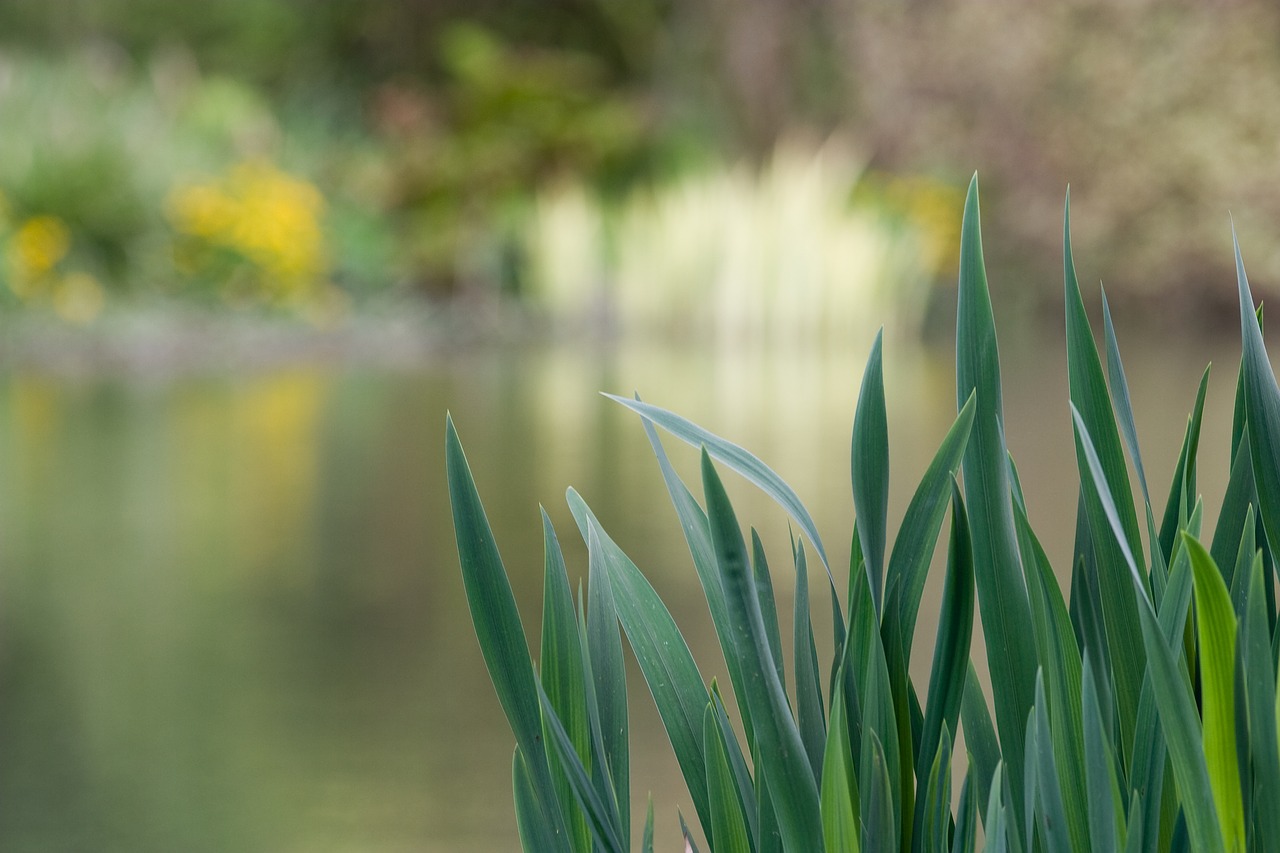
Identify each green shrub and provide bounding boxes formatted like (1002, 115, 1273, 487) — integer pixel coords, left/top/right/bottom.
(446, 175, 1280, 851)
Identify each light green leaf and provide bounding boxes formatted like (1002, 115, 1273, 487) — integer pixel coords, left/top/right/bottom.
(1184, 534, 1245, 852)
(820, 659, 860, 853)
(705, 703, 752, 853)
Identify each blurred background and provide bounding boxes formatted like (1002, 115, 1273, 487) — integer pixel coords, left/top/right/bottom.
(0, 0, 1273, 849)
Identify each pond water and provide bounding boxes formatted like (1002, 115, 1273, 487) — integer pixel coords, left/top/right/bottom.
(0, 326, 1244, 851)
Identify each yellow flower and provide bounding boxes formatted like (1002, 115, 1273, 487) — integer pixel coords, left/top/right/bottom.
(8, 215, 71, 297)
(166, 160, 329, 302)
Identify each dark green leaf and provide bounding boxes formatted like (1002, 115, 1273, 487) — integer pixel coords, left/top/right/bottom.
(1064, 201, 1146, 762)
(567, 490, 714, 841)
(539, 513, 593, 853)
(608, 394, 833, 583)
(955, 174, 1036, 832)
(703, 451, 824, 851)
(1236, 232, 1280, 581)
(446, 416, 567, 842)
(890, 393, 977, 659)
(852, 328, 890, 612)
(794, 542, 827, 784)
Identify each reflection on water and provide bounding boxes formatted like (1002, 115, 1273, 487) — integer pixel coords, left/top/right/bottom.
(0, 329, 1242, 850)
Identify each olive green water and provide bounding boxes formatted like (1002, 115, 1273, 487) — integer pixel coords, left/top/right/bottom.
(0, 330, 1239, 851)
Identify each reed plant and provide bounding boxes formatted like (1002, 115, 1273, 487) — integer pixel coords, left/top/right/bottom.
(447, 175, 1280, 852)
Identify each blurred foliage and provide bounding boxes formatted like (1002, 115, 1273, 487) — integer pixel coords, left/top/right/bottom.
(0, 0, 1272, 323)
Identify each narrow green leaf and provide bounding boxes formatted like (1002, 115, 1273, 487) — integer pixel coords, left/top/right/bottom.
(1028, 673, 1073, 853)
(1211, 424, 1256, 577)
(537, 682, 626, 853)
(921, 726, 953, 853)
(703, 451, 823, 851)
(607, 394, 833, 582)
(918, 481, 975, 809)
(864, 732, 897, 853)
(751, 529, 786, 690)
(585, 516, 629, 837)
(890, 392, 977, 659)
(982, 764, 1008, 853)
(820, 660, 861, 853)
(680, 812, 703, 853)
(794, 542, 828, 783)
(955, 173, 1036, 832)
(1158, 370, 1210, 563)
(539, 512, 592, 853)
(962, 662, 1001, 814)
(952, 772, 978, 853)
(514, 748, 561, 852)
(1014, 498, 1089, 853)
(1185, 534, 1245, 852)
(709, 681, 760, 848)
(1235, 231, 1280, 561)
(852, 328, 890, 612)
(705, 704, 752, 853)
(1064, 200, 1146, 762)
(633, 402, 760, 751)
(446, 416, 567, 842)
(1241, 554, 1280, 853)
(567, 490, 714, 841)
(1081, 655, 1122, 853)
(1074, 408, 1224, 853)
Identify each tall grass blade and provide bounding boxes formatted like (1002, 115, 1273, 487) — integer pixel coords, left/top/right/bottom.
(514, 748, 560, 852)
(1241, 555, 1280, 853)
(983, 764, 1009, 853)
(585, 517, 629, 836)
(1234, 230, 1280, 561)
(1014, 498, 1089, 853)
(853, 328, 890, 613)
(1185, 534, 1246, 851)
(1075, 405, 1223, 853)
(890, 392, 977, 658)
(864, 732, 898, 853)
(709, 681, 760, 847)
(1064, 198, 1146, 761)
(1081, 654, 1122, 853)
(445, 416, 567, 842)
(702, 450, 824, 851)
(962, 662, 1001, 813)
(635, 403, 760, 749)
(917, 481, 975, 816)
(794, 542, 827, 782)
(608, 394, 833, 583)
(751, 530, 786, 689)
(704, 703, 752, 853)
(566, 489, 715, 841)
(955, 173, 1036, 830)
(1158, 371, 1210, 564)
(1213, 425, 1258, 579)
(536, 682, 627, 853)
(539, 513, 593, 853)
(1027, 673, 1073, 853)
(821, 660, 861, 853)
(953, 772, 978, 853)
